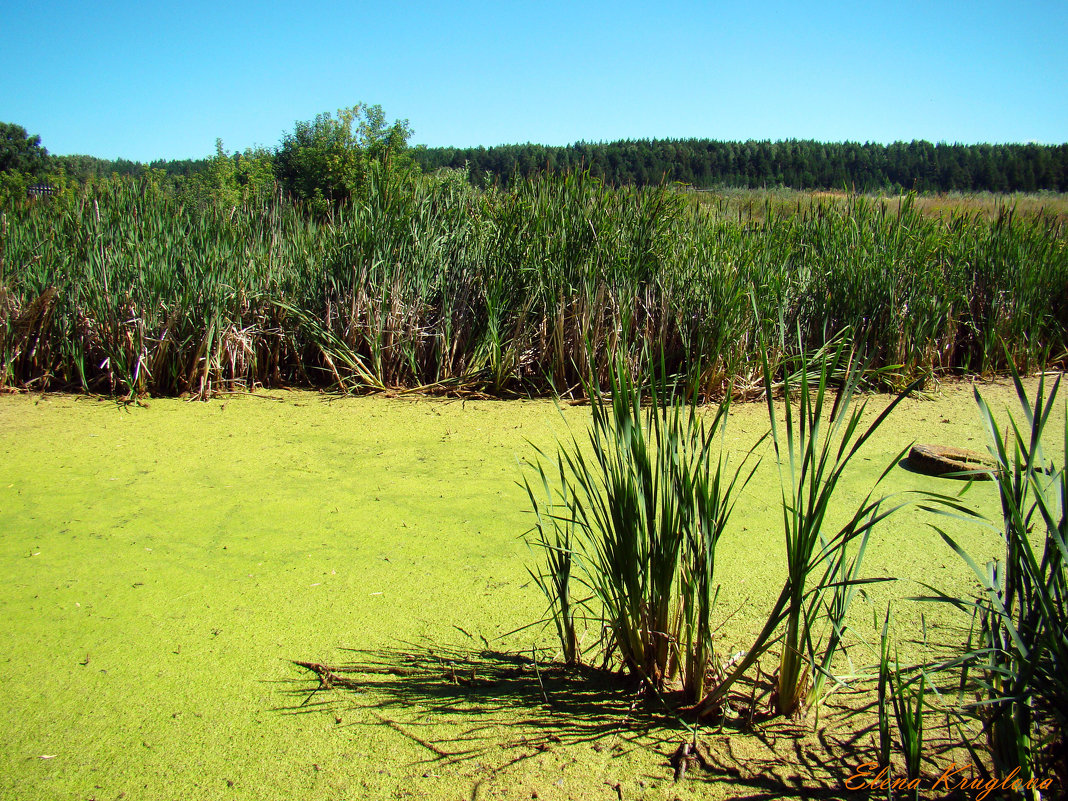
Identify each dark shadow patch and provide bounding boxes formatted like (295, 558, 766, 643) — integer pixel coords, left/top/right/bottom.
(897, 456, 989, 481)
(274, 644, 677, 766)
(271, 644, 985, 796)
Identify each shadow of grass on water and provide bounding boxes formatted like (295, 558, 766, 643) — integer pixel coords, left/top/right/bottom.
(268, 643, 984, 798)
(273, 644, 683, 767)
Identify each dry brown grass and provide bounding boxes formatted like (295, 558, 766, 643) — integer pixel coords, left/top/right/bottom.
(690, 186, 1068, 226)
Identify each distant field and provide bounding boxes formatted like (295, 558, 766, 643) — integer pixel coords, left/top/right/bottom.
(0, 378, 1050, 800)
(689, 186, 1068, 224)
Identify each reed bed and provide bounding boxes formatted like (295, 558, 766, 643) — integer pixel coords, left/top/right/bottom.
(1, 172, 1065, 398)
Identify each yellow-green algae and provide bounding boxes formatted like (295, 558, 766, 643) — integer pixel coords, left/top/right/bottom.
(0, 379, 1058, 800)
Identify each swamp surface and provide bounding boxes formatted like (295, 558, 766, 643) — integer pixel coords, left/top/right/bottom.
(0, 378, 1058, 800)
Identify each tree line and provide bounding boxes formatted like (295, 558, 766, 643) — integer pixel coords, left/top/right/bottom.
(416, 139, 1068, 193)
(0, 106, 416, 211)
(4, 115, 1067, 205)
(62, 138, 1068, 195)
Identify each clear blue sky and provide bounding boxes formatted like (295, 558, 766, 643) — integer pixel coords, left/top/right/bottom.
(3, 0, 1066, 161)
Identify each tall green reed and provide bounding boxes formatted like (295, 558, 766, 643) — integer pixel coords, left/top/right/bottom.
(523, 357, 759, 701)
(691, 339, 916, 719)
(2, 174, 1065, 398)
(925, 370, 1067, 793)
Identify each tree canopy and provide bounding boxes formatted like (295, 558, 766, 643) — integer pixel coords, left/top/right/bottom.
(0, 122, 50, 176)
(0, 122, 56, 204)
(273, 104, 415, 212)
(415, 138, 1068, 194)
(6, 113, 1067, 203)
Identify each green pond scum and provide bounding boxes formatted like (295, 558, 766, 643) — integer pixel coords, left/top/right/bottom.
(0, 380, 1058, 800)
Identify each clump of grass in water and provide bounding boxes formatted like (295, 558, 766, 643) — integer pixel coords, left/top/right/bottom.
(876, 604, 928, 800)
(923, 369, 1068, 796)
(523, 356, 760, 702)
(525, 339, 923, 719)
(690, 338, 918, 720)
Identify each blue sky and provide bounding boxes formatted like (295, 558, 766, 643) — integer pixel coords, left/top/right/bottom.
(3, 0, 1065, 161)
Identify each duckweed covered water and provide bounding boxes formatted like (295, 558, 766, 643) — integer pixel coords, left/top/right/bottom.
(0, 380, 1051, 799)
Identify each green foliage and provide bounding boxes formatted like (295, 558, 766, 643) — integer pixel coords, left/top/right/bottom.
(192, 140, 241, 207)
(889, 657, 927, 799)
(523, 461, 580, 668)
(877, 610, 929, 800)
(523, 357, 758, 701)
(273, 104, 415, 213)
(0, 172, 1066, 397)
(691, 342, 915, 720)
(53, 153, 212, 185)
(0, 122, 50, 176)
(186, 140, 276, 208)
(0, 122, 57, 207)
(877, 606, 894, 777)
(0, 169, 30, 207)
(524, 341, 937, 732)
(925, 371, 1068, 790)
(417, 138, 1068, 193)
(234, 146, 276, 201)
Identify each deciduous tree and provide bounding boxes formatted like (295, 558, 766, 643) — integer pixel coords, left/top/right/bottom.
(0, 122, 50, 176)
(273, 104, 415, 213)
